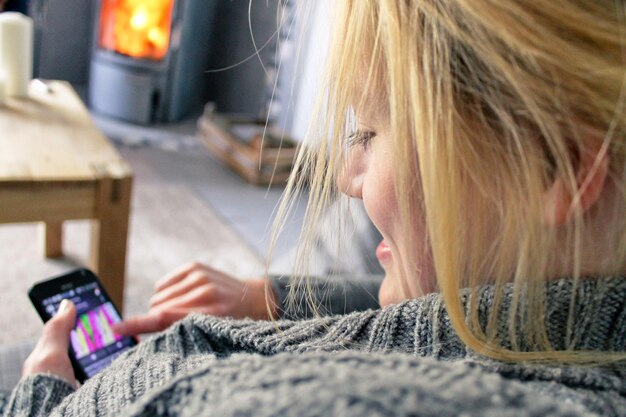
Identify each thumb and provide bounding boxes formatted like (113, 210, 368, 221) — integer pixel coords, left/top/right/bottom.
(42, 299, 77, 351)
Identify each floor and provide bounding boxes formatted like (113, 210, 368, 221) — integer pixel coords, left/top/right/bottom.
(0, 144, 272, 344)
(0, 108, 381, 346)
(92, 112, 308, 269)
(0, 112, 309, 345)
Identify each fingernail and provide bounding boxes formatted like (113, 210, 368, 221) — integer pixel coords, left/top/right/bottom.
(59, 299, 71, 314)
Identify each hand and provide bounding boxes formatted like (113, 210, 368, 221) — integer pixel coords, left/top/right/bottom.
(112, 262, 277, 336)
(23, 299, 77, 388)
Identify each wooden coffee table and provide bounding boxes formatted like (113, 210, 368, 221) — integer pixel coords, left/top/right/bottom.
(0, 81, 132, 310)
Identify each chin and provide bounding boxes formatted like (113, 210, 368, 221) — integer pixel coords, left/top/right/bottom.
(377, 267, 436, 307)
(377, 274, 403, 307)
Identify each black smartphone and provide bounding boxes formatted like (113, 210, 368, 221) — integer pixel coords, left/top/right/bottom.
(28, 268, 137, 383)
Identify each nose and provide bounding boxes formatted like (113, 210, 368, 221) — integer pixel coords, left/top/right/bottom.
(337, 147, 366, 199)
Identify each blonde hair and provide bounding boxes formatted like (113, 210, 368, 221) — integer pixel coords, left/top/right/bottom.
(270, 0, 626, 362)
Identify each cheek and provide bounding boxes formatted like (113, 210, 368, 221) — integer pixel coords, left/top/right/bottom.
(361, 166, 397, 235)
(362, 157, 438, 301)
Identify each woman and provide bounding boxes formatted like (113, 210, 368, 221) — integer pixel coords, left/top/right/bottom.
(4, 1, 626, 416)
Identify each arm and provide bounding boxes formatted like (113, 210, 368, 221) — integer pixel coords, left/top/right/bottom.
(131, 289, 446, 358)
(3, 300, 77, 417)
(3, 375, 74, 417)
(269, 274, 381, 319)
(113, 263, 382, 336)
(3, 309, 383, 416)
(109, 352, 599, 417)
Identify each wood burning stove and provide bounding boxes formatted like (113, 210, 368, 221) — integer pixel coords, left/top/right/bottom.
(89, 0, 214, 124)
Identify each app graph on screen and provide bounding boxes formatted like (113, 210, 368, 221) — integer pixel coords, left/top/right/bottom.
(70, 302, 122, 359)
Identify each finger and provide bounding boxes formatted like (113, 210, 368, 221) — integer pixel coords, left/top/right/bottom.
(150, 284, 217, 313)
(154, 262, 203, 292)
(111, 310, 190, 336)
(196, 265, 237, 285)
(150, 270, 210, 308)
(41, 299, 77, 352)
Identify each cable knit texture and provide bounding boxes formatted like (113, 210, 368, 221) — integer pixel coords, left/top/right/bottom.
(2, 277, 625, 416)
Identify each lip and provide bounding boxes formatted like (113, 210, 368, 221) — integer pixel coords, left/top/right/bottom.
(376, 240, 392, 264)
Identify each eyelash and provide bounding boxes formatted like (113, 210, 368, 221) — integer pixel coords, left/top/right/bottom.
(347, 130, 376, 148)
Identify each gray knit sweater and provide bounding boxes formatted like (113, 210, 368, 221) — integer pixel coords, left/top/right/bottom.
(3, 277, 626, 417)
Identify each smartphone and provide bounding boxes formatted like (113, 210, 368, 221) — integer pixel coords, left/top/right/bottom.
(28, 268, 137, 383)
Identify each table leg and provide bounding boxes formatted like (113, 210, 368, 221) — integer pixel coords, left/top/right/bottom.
(43, 221, 63, 258)
(90, 176, 132, 312)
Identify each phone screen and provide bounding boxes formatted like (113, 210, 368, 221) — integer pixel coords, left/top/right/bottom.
(40, 280, 136, 379)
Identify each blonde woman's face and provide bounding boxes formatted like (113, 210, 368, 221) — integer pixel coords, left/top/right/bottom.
(339, 117, 435, 306)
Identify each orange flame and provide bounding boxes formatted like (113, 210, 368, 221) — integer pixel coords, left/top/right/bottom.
(99, 0, 175, 60)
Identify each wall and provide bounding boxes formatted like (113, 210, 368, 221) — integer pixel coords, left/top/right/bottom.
(202, 0, 280, 118)
(24, 0, 327, 130)
(30, 0, 94, 85)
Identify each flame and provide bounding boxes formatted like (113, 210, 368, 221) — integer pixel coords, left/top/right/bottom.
(99, 0, 175, 60)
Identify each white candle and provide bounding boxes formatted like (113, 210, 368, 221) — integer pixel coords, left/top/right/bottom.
(0, 12, 33, 98)
(0, 70, 6, 105)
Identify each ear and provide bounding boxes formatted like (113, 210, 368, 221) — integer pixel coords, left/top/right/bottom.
(543, 140, 609, 226)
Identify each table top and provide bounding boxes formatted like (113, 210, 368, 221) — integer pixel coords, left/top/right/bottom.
(0, 80, 131, 184)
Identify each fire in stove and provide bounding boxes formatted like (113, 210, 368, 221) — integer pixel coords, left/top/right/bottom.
(99, 0, 175, 60)
(90, 0, 214, 124)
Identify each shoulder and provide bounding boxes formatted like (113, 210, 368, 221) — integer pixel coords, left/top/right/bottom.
(123, 351, 598, 417)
